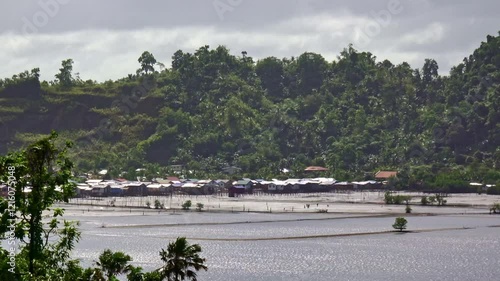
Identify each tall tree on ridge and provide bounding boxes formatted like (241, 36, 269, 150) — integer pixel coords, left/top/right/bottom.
(138, 51, 157, 75)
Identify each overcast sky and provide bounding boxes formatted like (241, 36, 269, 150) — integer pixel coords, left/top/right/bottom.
(1, 0, 499, 81)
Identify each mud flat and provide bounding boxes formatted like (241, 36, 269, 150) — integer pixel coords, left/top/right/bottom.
(64, 192, 499, 216)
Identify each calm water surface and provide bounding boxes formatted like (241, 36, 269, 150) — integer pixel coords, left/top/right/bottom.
(68, 212, 500, 281)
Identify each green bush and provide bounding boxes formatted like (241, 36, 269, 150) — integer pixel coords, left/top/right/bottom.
(435, 194, 447, 206)
(154, 199, 162, 209)
(421, 194, 447, 206)
(196, 202, 204, 212)
(384, 192, 412, 205)
(405, 205, 412, 213)
(490, 203, 500, 214)
(421, 196, 429, 205)
(182, 200, 192, 210)
(392, 217, 408, 232)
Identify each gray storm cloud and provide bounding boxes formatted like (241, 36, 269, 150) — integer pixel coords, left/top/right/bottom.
(1, 0, 499, 81)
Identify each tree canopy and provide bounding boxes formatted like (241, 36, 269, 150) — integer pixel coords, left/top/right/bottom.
(1, 32, 499, 188)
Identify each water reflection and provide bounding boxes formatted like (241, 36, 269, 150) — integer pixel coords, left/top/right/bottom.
(68, 213, 500, 280)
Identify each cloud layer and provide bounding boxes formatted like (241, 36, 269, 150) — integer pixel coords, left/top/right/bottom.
(1, 0, 499, 81)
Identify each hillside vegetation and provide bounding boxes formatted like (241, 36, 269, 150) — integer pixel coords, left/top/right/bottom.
(1, 33, 499, 190)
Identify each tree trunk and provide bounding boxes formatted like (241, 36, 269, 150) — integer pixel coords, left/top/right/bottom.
(28, 213, 41, 275)
(28, 215, 35, 275)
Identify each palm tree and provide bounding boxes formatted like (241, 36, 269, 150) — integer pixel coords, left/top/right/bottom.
(127, 266, 145, 281)
(158, 237, 207, 281)
(96, 249, 133, 281)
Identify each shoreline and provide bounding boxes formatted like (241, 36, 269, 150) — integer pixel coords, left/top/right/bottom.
(162, 226, 489, 242)
(97, 212, 500, 230)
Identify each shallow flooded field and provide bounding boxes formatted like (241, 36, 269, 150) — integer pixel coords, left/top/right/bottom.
(68, 211, 500, 281)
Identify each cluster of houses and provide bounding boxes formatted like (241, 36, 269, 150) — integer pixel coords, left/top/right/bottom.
(229, 178, 385, 197)
(0, 170, 400, 198)
(74, 177, 225, 197)
(66, 169, 399, 198)
(72, 177, 392, 198)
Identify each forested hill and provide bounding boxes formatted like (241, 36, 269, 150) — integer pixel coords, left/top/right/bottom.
(0, 33, 499, 187)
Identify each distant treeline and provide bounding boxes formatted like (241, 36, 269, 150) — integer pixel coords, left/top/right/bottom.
(0, 33, 499, 191)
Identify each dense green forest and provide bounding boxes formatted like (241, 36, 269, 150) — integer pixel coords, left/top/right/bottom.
(0, 32, 499, 190)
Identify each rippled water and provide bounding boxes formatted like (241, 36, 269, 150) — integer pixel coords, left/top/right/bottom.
(68, 212, 500, 281)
